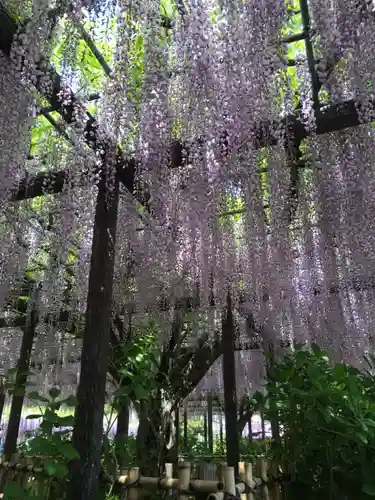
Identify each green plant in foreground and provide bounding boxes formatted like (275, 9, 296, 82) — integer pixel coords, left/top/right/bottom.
(4, 388, 78, 500)
(266, 344, 375, 500)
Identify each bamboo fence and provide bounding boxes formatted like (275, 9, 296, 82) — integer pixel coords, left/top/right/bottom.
(0, 456, 286, 499)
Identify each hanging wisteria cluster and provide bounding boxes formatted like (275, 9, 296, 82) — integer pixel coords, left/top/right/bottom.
(2, 0, 375, 398)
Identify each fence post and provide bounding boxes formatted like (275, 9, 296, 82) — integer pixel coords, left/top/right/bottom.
(245, 463, 253, 500)
(217, 462, 226, 483)
(119, 467, 129, 500)
(222, 466, 236, 496)
(0, 379, 5, 427)
(165, 463, 173, 497)
(239, 462, 246, 500)
(178, 462, 190, 500)
(183, 403, 188, 450)
(128, 467, 139, 500)
(260, 459, 269, 500)
(270, 460, 280, 500)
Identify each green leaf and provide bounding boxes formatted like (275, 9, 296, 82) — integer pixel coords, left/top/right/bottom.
(44, 459, 58, 476)
(27, 391, 49, 403)
(54, 462, 69, 479)
(9, 387, 25, 397)
(54, 414, 75, 427)
(3, 483, 27, 499)
(363, 484, 375, 496)
(49, 387, 61, 400)
(134, 387, 149, 400)
(25, 414, 42, 420)
(59, 442, 79, 460)
(356, 432, 368, 444)
(61, 395, 77, 407)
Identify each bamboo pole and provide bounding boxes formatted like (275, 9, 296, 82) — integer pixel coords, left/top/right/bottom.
(119, 468, 129, 500)
(239, 462, 246, 500)
(260, 459, 269, 500)
(128, 467, 139, 500)
(223, 466, 236, 496)
(165, 463, 173, 497)
(216, 462, 226, 483)
(245, 463, 254, 500)
(178, 462, 190, 500)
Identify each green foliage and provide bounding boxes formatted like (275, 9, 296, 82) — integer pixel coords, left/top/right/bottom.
(265, 345, 375, 500)
(112, 330, 159, 407)
(101, 434, 137, 479)
(19, 389, 77, 489)
(240, 438, 269, 462)
(3, 482, 44, 500)
(4, 388, 78, 500)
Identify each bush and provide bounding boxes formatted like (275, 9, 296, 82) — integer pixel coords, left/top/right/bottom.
(266, 345, 375, 499)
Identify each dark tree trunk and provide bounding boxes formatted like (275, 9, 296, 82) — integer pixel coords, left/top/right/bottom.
(3, 304, 37, 458)
(183, 403, 188, 450)
(265, 344, 281, 444)
(207, 394, 213, 454)
(248, 414, 253, 443)
(237, 417, 248, 439)
(219, 411, 223, 449)
(115, 401, 129, 467)
(222, 292, 239, 475)
(0, 379, 6, 427)
(69, 164, 119, 500)
(174, 407, 180, 459)
(204, 413, 208, 450)
(261, 411, 266, 439)
(136, 398, 165, 476)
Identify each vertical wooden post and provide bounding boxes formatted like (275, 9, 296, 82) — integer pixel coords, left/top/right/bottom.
(245, 463, 253, 500)
(207, 393, 213, 454)
(222, 292, 239, 476)
(115, 400, 129, 469)
(270, 460, 280, 500)
(3, 295, 38, 458)
(0, 378, 5, 426)
(119, 467, 129, 500)
(69, 161, 120, 500)
(128, 467, 139, 500)
(178, 462, 190, 500)
(183, 402, 188, 450)
(265, 344, 280, 445)
(165, 463, 173, 497)
(260, 458, 269, 500)
(261, 412, 266, 440)
(219, 410, 223, 449)
(222, 466, 236, 496)
(217, 462, 226, 483)
(248, 414, 253, 443)
(239, 462, 246, 500)
(175, 407, 180, 459)
(204, 413, 208, 450)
